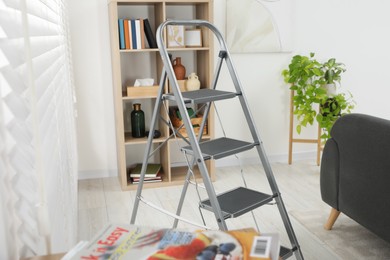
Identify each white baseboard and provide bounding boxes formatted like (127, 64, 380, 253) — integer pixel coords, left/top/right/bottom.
(77, 151, 317, 180)
(78, 169, 117, 180)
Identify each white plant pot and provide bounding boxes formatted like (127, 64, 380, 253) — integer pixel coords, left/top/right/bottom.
(323, 83, 337, 97)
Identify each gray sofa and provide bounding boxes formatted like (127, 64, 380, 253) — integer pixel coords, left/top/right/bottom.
(320, 113, 390, 243)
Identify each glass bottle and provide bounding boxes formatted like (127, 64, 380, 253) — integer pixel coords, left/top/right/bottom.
(131, 103, 145, 138)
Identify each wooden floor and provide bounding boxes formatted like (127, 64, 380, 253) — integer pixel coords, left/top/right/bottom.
(78, 160, 340, 259)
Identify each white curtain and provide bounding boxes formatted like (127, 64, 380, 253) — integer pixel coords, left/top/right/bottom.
(0, 0, 77, 259)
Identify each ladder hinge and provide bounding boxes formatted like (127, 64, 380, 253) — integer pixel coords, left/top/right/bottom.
(219, 51, 227, 58)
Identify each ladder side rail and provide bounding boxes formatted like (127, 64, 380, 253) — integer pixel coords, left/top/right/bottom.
(273, 193, 304, 259)
(225, 60, 304, 260)
(221, 41, 304, 259)
(172, 170, 192, 228)
(210, 51, 226, 91)
(130, 70, 167, 224)
(157, 20, 228, 230)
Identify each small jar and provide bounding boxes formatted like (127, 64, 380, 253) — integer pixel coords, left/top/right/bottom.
(186, 72, 201, 91)
(131, 103, 145, 138)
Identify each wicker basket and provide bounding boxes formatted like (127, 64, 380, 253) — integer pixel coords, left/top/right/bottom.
(169, 107, 207, 137)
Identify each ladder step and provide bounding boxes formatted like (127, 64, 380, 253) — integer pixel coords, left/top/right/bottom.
(280, 246, 294, 259)
(182, 137, 257, 160)
(163, 89, 237, 104)
(200, 187, 274, 219)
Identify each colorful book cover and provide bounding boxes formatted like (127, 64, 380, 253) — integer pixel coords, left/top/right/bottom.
(118, 19, 125, 49)
(123, 19, 130, 49)
(131, 19, 137, 49)
(69, 224, 277, 259)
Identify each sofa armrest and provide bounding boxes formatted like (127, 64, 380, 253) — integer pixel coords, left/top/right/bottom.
(323, 113, 390, 241)
(320, 138, 339, 210)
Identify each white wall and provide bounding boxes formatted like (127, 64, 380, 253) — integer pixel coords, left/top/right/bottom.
(69, 0, 390, 178)
(69, 0, 117, 178)
(292, 0, 390, 119)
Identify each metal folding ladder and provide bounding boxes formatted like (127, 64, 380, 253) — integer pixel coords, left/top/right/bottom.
(130, 20, 304, 260)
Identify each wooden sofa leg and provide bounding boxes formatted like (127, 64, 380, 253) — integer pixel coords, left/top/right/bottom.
(324, 208, 340, 230)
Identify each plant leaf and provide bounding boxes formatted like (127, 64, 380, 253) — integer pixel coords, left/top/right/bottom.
(297, 125, 301, 134)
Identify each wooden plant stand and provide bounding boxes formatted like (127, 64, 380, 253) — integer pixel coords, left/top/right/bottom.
(288, 90, 323, 166)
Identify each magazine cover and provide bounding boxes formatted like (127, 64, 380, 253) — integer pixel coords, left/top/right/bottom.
(69, 224, 277, 260)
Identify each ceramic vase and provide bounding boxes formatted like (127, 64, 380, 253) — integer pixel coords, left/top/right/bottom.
(173, 57, 186, 80)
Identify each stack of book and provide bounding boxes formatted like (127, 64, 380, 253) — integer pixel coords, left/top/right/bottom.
(118, 18, 157, 50)
(129, 163, 162, 184)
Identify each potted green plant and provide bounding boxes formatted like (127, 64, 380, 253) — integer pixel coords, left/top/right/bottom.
(321, 58, 346, 96)
(282, 53, 355, 141)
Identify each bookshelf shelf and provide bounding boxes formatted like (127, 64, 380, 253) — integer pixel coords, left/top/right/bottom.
(122, 95, 158, 100)
(120, 48, 160, 53)
(108, 0, 214, 190)
(124, 133, 167, 144)
(167, 47, 210, 51)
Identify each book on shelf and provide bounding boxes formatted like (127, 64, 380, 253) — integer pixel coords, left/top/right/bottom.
(135, 19, 141, 49)
(118, 19, 125, 49)
(132, 172, 163, 184)
(144, 18, 157, 48)
(132, 178, 162, 184)
(130, 19, 137, 49)
(123, 19, 131, 49)
(132, 179, 162, 184)
(65, 224, 279, 260)
(132, 172, 162, 182)
(129, 163, 161, 178)
(140, 19, 146, 49)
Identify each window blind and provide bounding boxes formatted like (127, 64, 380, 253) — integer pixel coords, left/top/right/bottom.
(0, 0, 77, 258)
